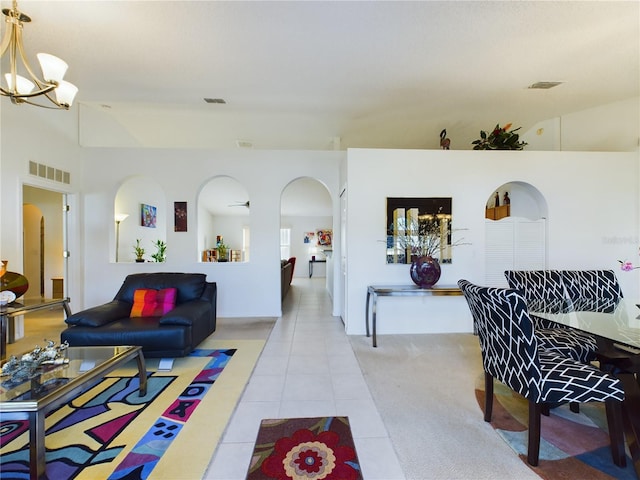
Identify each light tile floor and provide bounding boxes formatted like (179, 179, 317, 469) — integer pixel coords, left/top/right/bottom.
(204, 277, 405, 480)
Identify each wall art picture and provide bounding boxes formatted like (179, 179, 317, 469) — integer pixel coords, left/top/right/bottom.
(141, 203, 157, 228)
(304, 232, 315, 244)
(174, 201, 187, 232)
(317, 229, 332, 247)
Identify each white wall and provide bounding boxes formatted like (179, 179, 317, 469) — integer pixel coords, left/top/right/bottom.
(78, 148, 343, 318)
(1, 105, 85, 308)
(345, 149, 639, 336)
(523, 97, 640, 152)
(2, 97, 638, 328)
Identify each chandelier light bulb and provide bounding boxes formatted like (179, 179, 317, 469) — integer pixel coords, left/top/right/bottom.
(37, 53, 68, 83)
(54, 80, 78, 107)
(4, 73, 35, 94)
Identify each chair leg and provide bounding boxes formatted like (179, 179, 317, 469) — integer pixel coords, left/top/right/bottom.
(542, 404, 550, 416)
(484, 371, 493, 422)
(604, 399, 627, 468)
(570, 402, 580, 413)
(527, 401, 542, 466)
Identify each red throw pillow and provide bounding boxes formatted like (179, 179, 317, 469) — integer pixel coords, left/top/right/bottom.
(130, 288, 177, 317)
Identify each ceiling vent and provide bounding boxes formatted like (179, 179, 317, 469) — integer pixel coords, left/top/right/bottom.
(528, 81, 563, 90)
(204, 98, 226, 104)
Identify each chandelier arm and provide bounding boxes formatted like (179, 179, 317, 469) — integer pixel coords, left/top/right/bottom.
(14, 23, 56, 92)
(0, 83, 56, 98)
(0, 20, 12, 56)
(13, 96, 65, 109)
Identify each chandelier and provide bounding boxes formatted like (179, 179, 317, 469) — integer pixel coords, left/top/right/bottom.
(0, 0, 78, 109)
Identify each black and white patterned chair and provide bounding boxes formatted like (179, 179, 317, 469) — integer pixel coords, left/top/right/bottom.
(504, 270, 597, 364)
(561, 269, 623, 313)
(458, 279, 626, 468)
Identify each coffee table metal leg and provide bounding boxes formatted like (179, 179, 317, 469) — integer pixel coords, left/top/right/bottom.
(136, 350, 147, 396)
(29, 410, 46, 479)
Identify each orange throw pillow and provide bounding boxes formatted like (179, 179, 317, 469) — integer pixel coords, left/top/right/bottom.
(130, 288, 177, 317)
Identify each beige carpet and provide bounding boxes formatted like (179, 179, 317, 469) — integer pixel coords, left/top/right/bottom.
(350, 333, 541, 480)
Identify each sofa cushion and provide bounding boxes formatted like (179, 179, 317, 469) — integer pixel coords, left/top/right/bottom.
(130, 288, 177, 317)
(115, 273, 207, 304)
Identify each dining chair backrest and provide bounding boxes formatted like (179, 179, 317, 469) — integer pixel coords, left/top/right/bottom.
(504, 270, 569, 313)
(458, 279, 542, 402)
(560, 270, 623, 312)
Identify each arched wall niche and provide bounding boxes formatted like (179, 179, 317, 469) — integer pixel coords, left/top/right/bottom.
(484, 181, 549, 286)
(486, 181, 548, 220)
(114, 176, 166, 263)
(280, 177, 333, 276)
(197, 175, 249, 263)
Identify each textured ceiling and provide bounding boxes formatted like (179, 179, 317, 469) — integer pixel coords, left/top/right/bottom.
(4, 0, 638, 151)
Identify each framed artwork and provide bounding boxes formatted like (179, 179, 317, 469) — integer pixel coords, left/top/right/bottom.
(141, 203, 157, 228)
(317, 229, 332, 247)
(386, 197, 453, 264)
(304, 232, 315, 244)
(174, 201, 187, 232)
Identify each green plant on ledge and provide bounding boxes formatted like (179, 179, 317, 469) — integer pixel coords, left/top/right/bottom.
(151, 240, 167, 263)
(472, 123, 528, 150)
(216, 242, 228, 262)
(133, 239, 145, 262)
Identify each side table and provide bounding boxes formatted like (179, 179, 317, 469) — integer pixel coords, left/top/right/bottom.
(309, 259, 326, 277)
(1, 297, 72, 360)
(365, 285, 462, 347)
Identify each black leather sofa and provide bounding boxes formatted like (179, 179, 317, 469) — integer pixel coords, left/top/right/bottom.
(61, 272, 216, 358)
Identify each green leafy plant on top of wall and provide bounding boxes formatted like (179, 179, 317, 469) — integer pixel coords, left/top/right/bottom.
(472, 123, 527, 150)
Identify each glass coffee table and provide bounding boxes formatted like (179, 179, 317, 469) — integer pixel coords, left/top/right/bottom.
(0, 345, 146, 479)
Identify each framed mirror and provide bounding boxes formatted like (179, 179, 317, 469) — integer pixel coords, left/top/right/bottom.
(386, 197, 453, 264)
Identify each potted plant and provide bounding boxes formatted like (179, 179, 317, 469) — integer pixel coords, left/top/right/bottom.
(472, 123, 527, 150)
(151, 240, 167, 262)
(216, 242, 228, 262)
(133, 239, 145, 263)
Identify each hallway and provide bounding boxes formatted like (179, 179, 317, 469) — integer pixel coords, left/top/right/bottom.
(205, 276, 405, 479)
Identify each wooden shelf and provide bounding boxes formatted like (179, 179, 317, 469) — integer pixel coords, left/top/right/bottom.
(485, 205, 510, 220)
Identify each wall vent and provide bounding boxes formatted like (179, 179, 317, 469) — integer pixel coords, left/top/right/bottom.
(29, 161, 71, 185)
(528, 81, 563, 90)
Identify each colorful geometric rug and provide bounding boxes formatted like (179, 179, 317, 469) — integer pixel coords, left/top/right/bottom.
(0, 338, 266, 480)
(475, 375, 635, 480)
(247, 417, 362, 480)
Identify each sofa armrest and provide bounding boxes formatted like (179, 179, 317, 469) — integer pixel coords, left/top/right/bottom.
(159, 300, 211, 326)
(65, 300, 132, 327)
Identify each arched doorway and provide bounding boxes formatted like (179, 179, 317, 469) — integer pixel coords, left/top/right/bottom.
(280, 177, 333, 286)
(23, 186, 65, 299)
(484, 181, 548, 286)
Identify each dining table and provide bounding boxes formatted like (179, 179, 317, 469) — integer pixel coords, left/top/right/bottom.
(532, 298, 640, 478)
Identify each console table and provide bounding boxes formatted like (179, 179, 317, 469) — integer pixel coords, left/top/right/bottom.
(308, 259, 326, 277)
(1, 297, 72, 360)
(365, 285, 463, 347)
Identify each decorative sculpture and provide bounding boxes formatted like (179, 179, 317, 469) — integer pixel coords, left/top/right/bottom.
(439, 129, 451, 150)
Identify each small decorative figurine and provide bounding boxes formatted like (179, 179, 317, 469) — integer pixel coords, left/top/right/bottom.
(439, 129, 451, 150)
(494, 192, 500, 207)
(503, 192, 510, 205)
